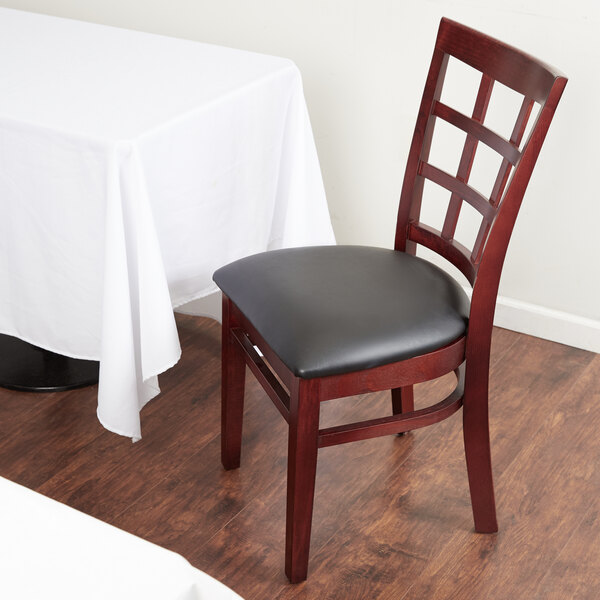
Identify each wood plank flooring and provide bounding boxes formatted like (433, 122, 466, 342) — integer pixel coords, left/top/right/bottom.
(0, 314, 598, 599)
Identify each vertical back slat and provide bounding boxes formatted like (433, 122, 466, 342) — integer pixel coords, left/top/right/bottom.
(490, 96, 535, 208)
(470, 96, 535, 262)
(441, 73, 494, 241)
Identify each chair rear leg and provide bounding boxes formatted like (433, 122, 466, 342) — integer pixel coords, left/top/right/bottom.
(462, 384, 498, 533)
(392, 385, 414, 435)
(285, 378, 321, 583)
(221, 297, 246, 471)
(391, 385, 414, 414)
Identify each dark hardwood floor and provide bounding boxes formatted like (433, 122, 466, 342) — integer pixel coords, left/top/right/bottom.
(0, 314, 598, 599)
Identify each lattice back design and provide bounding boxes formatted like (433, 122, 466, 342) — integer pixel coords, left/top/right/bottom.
(395, 18, 567, 287)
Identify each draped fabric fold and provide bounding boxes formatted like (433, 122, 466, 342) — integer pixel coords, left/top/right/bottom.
(0, 8, 335, 439)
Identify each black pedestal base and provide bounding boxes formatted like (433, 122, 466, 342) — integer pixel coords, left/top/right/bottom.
(0, 334, 99, 392)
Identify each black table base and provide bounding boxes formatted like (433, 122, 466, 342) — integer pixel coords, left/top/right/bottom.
(0, 334, 99, 392)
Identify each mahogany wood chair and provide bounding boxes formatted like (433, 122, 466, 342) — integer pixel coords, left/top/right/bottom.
(213, 18, 567, 582)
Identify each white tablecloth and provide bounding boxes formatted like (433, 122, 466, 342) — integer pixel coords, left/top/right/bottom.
(0, 8, 335, 439)
(0, 477, 243, 599)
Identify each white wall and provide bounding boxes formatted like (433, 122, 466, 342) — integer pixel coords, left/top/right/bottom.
(2, 0, 598, 351)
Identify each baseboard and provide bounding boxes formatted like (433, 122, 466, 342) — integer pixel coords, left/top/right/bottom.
(491, 294, 600, 354)
(177, 288, 600, 355)
(174, 291, 222, 321)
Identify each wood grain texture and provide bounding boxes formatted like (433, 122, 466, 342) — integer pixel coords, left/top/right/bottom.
(1, 316, 597, 599)
(394, 347, 599, 600)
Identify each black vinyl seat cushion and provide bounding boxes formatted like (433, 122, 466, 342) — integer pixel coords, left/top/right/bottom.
(213, 246, 470, 379)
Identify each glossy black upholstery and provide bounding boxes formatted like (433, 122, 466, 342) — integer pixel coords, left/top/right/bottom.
(213, 245, 469, 378)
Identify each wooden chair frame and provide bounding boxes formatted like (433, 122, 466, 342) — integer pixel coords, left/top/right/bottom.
(219, 18, 567, 582)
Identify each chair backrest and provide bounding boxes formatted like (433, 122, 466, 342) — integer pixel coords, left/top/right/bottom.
(395, 18, 567, 327)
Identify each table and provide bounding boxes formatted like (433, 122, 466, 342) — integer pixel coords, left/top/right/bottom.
(0, 8, 335, 439)
(0, 476, 243, 599)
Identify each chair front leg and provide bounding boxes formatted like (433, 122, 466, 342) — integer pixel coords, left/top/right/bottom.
(285, 378, 321, 583)
(462, 364, 498, 533)
(221, 296, 246, 471)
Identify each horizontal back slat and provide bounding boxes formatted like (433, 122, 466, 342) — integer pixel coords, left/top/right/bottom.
(418, 161, 496, 222)
(408, 222, 477, 284)
(433, 101, 521, 165)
